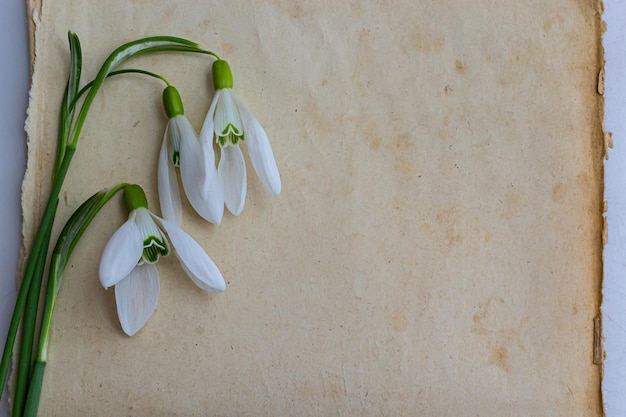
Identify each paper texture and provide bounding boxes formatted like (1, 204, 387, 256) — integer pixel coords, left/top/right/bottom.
(21, 0, 604, 415)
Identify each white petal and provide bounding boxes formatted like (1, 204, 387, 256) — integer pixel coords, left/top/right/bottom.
(180, 114, 224, 225)
(202, 166, 225, 222)
(153, 216, 226, 293)
(158, 121, 183, 225)
(218, 145, 246, 216)
(233, 93, 281, 195)
(199, 90, 220, 149)
(213, 89, 244, 138)
(198, 93, 225, 217)
(115, 263, 160, 336)
(99, 212, 143, 289)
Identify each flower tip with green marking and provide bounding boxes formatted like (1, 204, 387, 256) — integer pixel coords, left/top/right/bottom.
(200, 59, 281, 217)
(99, 184, 225, 336)
(158, 85, 225, 226)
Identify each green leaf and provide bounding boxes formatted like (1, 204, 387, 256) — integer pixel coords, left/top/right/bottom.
(39, 183, 127, 358)
(55, 32, 82, 176)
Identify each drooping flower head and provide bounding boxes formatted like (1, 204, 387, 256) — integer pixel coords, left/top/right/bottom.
(99, 184, 225, 336)
(158, 85, 224, 225)
(200, 59, 281, 216)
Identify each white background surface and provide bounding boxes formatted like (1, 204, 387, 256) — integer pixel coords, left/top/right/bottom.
(0, 1, 623, 415)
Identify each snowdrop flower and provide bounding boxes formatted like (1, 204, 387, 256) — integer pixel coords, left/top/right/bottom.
(99, 184, 225, 336)
(158, 85, 224, 225)
(200, 59, 281, 216)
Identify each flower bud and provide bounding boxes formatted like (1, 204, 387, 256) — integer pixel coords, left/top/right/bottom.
(123, 184, 149, 213)
(162, 86, 185, 118)
(212, 59, 233, 90)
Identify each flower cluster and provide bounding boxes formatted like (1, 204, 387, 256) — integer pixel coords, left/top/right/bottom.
(159, 59, 281, 224)
(100, 58, 280, 336)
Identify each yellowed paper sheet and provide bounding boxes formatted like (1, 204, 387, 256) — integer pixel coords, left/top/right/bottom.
(21, 0, 604, 415)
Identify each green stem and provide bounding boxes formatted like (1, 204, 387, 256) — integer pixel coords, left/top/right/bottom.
(68, 39, 218, 149)
(1, 34, 80, 409)
(0, 183, 60, 403)
(22, 360, 45, 417)
(18, 184, 127, 417)
(10, 148, 74, 416)
(11, 219, 54, 417)
(71, 69, 171, 112)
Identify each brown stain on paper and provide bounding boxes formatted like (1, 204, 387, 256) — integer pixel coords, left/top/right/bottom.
(499, 189, 522, 220)
(454, 59, 466, 74)
(488, 346, 510, 371)
(220, 41, 236, 56)
(411, 28, 445, 52)
(369, 134, 381, 152)
(552, 183, 567, 204)
(391, 312, 409, 332)
(435, 206, 465, 246)
(388, 133, 417, 180)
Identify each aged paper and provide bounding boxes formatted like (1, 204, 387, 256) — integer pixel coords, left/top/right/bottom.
(20, 0, 604, 415)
